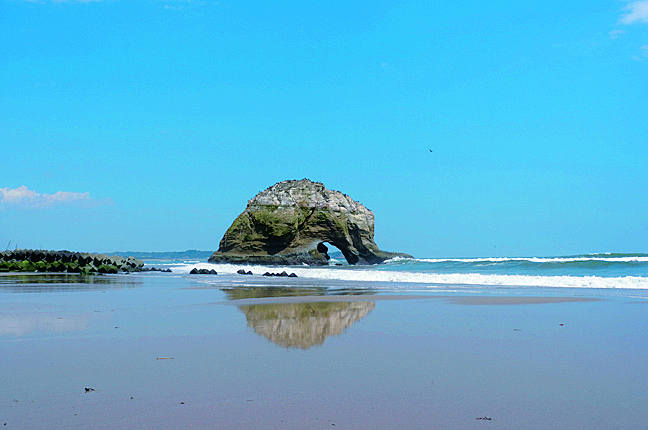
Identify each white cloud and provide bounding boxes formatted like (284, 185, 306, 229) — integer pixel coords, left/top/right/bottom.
(0, 186, 112, 209)
(632, 45, 648, 61)
(619, 1, 648, 25)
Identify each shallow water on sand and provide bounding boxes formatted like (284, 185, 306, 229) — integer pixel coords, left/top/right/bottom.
(1, 273, 647, 429)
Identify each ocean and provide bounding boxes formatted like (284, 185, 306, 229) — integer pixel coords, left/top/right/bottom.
(143, 253, 648, 298)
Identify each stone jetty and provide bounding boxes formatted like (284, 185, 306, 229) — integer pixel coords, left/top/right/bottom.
(0, 249, 144, 274)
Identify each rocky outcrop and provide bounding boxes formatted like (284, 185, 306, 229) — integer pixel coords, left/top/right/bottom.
(209, 179, 412, 265)
(189, 268, 217, 275)
(0, 249, 144, 274)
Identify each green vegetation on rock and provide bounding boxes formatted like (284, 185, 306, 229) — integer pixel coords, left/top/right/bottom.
(251, 209, 294, 238)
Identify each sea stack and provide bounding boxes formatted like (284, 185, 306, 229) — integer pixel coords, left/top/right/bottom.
(209, 179, 412, 266)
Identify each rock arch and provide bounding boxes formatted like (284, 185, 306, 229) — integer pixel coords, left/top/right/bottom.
(209, 179, 412, 265)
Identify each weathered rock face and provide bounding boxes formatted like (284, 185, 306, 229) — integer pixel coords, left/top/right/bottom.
(209, 179, 412, 265)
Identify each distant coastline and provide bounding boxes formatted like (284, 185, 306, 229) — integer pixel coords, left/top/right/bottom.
(110, 250, 213, 261)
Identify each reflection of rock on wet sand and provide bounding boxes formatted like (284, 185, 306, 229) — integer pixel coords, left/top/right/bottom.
(240, 301, 375, 349)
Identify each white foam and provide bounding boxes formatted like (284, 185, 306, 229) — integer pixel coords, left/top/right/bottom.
(170, 262, 299, 276)
(169, 262, 648, 290)
(301, 269, 648, 289)
(413, 256, 648, 263)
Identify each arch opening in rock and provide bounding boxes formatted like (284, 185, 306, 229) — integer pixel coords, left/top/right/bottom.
(317, 242, 353, 266)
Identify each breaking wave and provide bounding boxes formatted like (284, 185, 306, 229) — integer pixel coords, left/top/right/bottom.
(165, 253, 648, 290)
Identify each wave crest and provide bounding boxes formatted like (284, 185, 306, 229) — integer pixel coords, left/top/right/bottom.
(167, 262, 648, 290)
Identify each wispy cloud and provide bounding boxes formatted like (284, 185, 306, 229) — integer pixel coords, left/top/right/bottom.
(613, 2, 648, 59)
(631, 45, 648, 60)
(636, 44, 648, 60)
(618, 1, 648, 25)
(0, 186, 112, 209)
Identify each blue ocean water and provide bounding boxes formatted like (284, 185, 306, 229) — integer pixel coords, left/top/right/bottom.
(381, 254, 648, 277)
(148, 253, 648, 294)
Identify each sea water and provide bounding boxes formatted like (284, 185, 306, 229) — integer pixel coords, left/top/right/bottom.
(147, 253, 648, 298)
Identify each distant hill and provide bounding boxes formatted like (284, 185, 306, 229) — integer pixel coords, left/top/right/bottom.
(110, 250, 213, 261)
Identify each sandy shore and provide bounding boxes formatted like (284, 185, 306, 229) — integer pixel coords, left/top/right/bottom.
(1, 273, 647, 429)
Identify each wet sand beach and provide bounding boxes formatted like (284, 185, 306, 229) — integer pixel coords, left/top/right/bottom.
(1, 273, 647, 429)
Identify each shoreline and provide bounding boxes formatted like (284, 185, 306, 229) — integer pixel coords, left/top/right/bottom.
(3, 271, 646, 301)
(219, 294, 603, 306)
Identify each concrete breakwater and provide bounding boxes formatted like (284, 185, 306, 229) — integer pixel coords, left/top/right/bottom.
(0, 249, 144, 274)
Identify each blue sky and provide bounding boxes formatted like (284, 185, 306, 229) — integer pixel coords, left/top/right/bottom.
(1, 0, 647, 257)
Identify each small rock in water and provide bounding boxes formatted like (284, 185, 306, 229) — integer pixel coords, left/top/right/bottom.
(190, 268, 217, 275)
(144, 267, 172, 272)
(262, 271, 297, 277)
